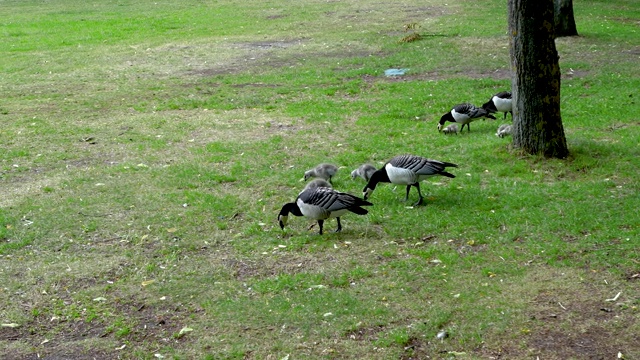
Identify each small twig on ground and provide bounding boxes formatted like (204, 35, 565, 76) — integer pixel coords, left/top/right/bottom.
(605, 291, 622, 302)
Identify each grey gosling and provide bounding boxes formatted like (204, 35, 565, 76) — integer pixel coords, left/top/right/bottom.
(363, 154, 458, 206)
(350, 164, 377, 182)
(304, 163, 339, 184)
(303, 178, 333, 191)
(495, 124, 513, 138)
(442, 124, 459, 135)
(278, 187, 372, 235)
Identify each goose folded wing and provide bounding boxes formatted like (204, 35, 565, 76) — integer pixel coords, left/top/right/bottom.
(389, 155, 424, 171)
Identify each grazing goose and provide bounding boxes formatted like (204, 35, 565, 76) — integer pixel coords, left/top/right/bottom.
(278, 187, 372, 235)
(303, 178, 332, 191)
(363, 155, 457, 206)
(482, 91, 513, 120)
(442, 124, 459, 135)
(350, 164, 377, 182)
(438, 103, 496, 132)
(303, 163, 339, 184)
(495, 124, 513, 138)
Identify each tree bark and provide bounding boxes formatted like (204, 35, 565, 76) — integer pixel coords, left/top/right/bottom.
(508, 0, 568, 158)
(554, 0, 578, 37)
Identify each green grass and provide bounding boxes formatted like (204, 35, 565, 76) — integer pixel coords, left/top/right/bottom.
(1, 0, 639, 359)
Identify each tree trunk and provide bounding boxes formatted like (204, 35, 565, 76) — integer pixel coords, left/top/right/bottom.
(554, 0, 578, 37)
(508, 0, 568, 158)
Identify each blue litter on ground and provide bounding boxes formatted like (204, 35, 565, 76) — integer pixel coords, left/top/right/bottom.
(384, 68, 409, 76)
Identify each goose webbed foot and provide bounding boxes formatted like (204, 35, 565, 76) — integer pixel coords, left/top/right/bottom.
(334, 217, 342, 233)
(413, 184, 425, 206)
(404, 185, 412, 202)
(317, 220, 324, 235)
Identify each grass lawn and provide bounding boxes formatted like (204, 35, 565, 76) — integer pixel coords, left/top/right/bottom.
(1, 0, 639, 358)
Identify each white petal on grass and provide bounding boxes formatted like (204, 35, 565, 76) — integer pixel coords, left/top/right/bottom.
(1, 323, 20, 328)
(308, 285, 326, 290)
(93, 297, 107, 302)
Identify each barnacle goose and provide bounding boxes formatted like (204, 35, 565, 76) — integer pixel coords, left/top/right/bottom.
(350, 164, 377, 182)
(482, 91, 513, 120)
(303, 163, 339, 184)
(438, 103, 496, 132)
(363, 155, 457, 206)
(278, 187, 372, 235)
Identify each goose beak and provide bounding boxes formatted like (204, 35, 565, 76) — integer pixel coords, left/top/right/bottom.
(437, 124, 443, 132)
(278, 215, 288, 229)
(363, 188, 372, 200)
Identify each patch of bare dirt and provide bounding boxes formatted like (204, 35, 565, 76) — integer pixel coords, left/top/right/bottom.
(399, 336, 432, 360)
(361, 68, 512, 83)
(2, 349, 117, 360)
(186, 39, 307, 77)
(222, 251, 354, 281)
(345, 324, 386, 341)
(1, 318, 114, 360)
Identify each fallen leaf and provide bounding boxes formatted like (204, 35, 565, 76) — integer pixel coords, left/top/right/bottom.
(166, 228, 177, 233)
(448, 351, 467, 356)
(1, 323, 20, 328)
(93, 297, 107, 302)
(176, 327, 193, 338)
(141, 280, 156, 287)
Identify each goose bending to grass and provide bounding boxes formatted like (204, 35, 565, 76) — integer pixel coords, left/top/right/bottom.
(303, 163, 338, 184)
(482, 91, 513, 120)
(363, 155, 457, 206)
(278, 187, 372, 235)
(350, 164, 377, 182)
(438, 103, 496, 132)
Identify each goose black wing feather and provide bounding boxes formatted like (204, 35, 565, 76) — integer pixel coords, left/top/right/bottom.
(453, 103, 496, 120)
(389, 155, 458, 176)
(298, 188, 372, 213)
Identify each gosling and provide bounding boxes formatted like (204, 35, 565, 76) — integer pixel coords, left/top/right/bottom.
(350, 164, 377, 182)
(304, 163, 339, 184)
(442, 124, 459, 135)
(495, 124, 512, 138)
